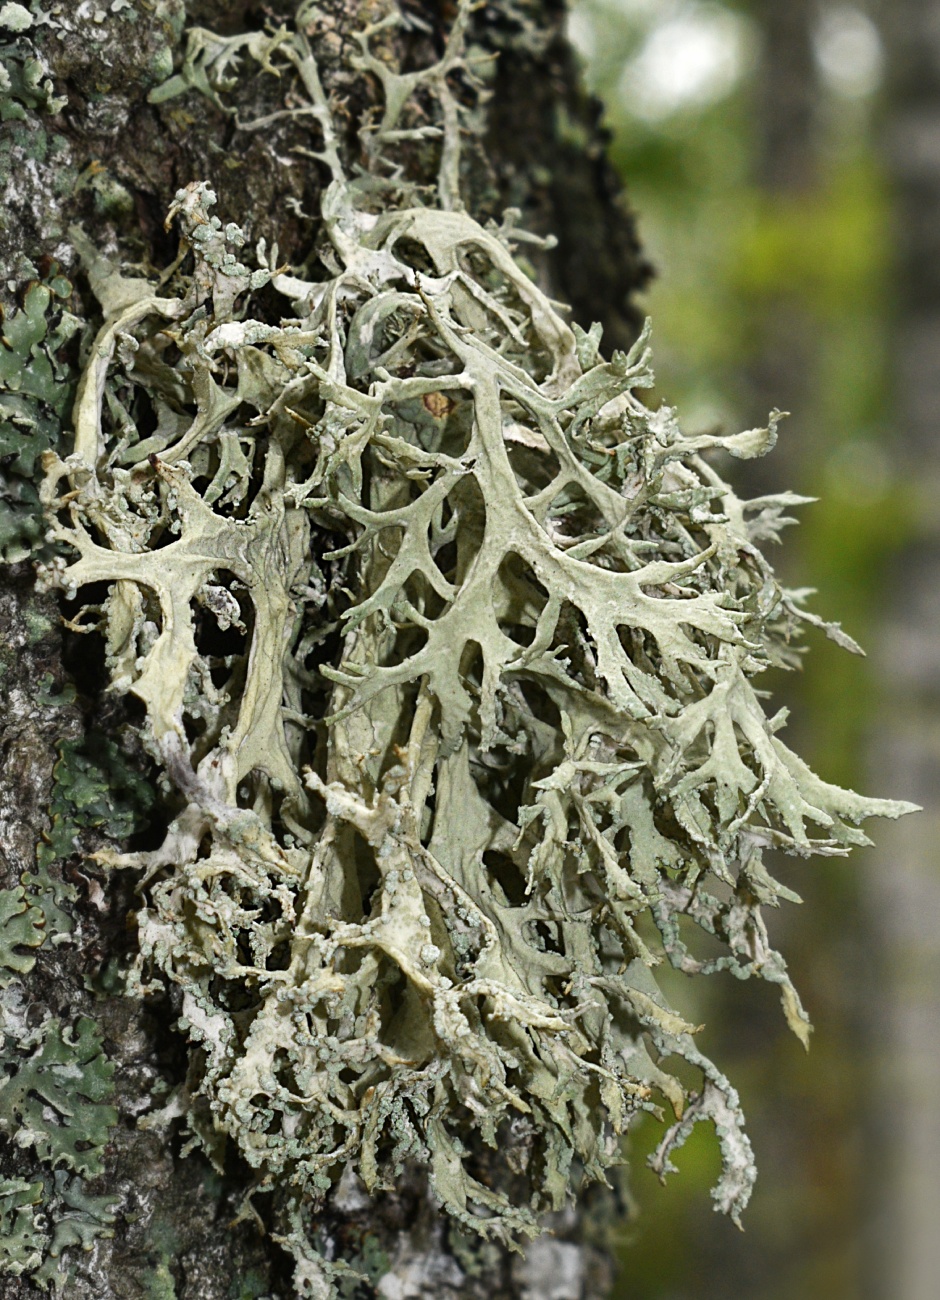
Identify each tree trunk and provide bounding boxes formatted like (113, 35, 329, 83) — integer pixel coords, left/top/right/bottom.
(864, 2, 940, 1297)
(0, 3, 648, 1297)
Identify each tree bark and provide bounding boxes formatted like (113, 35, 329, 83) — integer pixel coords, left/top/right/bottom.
(864, 3, 940, 1297)
(0, 2, 648, 1296)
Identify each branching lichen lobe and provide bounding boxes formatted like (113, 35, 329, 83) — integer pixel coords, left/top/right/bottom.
(36, 1, 915, 1288)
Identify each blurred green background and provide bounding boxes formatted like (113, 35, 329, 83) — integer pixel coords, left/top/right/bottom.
(567, 3, 940, 1298)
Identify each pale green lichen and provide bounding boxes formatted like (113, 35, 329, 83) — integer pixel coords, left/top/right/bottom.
(0, 5, 32, 36)
(37, 0, 916, 1287)
(0, 3, 65, 121)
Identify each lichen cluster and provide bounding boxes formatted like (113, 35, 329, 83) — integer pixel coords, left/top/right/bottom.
(34, 0, 914, 1287)
(0, 1, 66, 124)
(0, 718, 150, 1287)
(0, 262, 79, 561)
(0, 259, 134, 1289)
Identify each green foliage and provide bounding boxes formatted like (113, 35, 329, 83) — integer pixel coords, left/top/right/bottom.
(0, 1015, 117, 1176)
(0, 266, 80, 562)
(38, 0, 914, 1285)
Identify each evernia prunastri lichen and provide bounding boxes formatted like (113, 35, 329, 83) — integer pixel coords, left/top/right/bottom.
(38, 0, 916, 1270)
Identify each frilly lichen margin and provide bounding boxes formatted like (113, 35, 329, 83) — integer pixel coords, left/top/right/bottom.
(0, 984, 120, 1291)
(31, 0, 917, 1291)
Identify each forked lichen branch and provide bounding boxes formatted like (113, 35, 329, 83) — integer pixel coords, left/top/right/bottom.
(38, 1, 915, 1284)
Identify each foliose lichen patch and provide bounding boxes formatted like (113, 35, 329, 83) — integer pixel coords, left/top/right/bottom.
(0, 264, 80, 563)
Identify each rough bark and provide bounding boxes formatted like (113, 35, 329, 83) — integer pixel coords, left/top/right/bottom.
(0, 2, 649, 1296)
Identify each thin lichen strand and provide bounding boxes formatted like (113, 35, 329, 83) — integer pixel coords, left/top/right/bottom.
(38, 0, 914, 1269)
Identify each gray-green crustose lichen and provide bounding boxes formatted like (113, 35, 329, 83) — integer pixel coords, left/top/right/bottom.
(36, 0, 916, 1286)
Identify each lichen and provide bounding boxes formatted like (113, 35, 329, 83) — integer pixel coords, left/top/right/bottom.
(0, 883, 45, 980)
(0, 609, 143, 1289)
(0, 1168, 119, 1292)
(31, 1171, 120, 1292)
(39, 733, 156, 865)
(0, 263, 80, 562)
(0, 1176, 47, 1277)
(0, 2, 66, 122)
(35, 0, 916, 1288)
(17, 729, 154, 941)
(0, 987, 120, 1289)
(0, 1014, 117, 1175)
